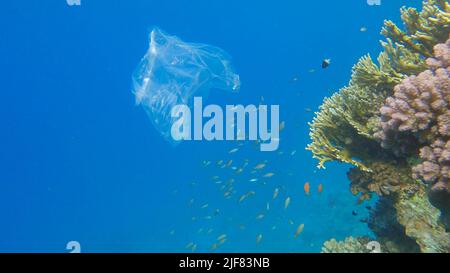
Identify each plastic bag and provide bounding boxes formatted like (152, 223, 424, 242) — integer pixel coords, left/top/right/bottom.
(132, 27, 240, 143)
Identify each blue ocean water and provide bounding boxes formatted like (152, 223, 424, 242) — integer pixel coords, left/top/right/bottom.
(0, 0, 422, 253)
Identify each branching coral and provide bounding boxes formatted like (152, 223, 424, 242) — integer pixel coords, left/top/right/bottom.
(321, 236, 377, 253)
(307, 0, 449, 171)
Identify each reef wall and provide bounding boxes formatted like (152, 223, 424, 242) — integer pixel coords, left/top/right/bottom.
(308, 0, 450, 253)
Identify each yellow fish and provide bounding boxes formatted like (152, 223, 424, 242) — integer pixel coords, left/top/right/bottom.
(273, 188, 279, 200)
(284, 197, 291, 209)
(263, 172, 275, 178)
(217, 234, 227, 241)
(294, 223, 305, 238)
(279, 121, 285, 131)
(210, 243, 219, 251)
(254, 163, 266, 170)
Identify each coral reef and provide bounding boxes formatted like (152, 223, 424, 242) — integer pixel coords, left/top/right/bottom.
(307, 0, 450, 253)
(375, 39, 450, 229)
(348, 161, 414, 197)
(307, 0, 450, 171)
(394, 186, 450, 252)
(367, 198, 420, 253)
(321, 236, 378, 253)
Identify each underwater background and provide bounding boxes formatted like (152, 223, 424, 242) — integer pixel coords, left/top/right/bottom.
(0, 0, 426, 252)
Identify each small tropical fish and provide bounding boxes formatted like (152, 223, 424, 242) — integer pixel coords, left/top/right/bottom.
(256, 234, 263, 244)
(205, 216, 212, 220)
(217, 234, 227, 241)
(201, 203, 209, 209)
(212, 175, 220, 180)
(239, 194, 247, 203)
(202, 160, 211, 167)
(290, 75, 299, 83)
(304, 182, 310, 195)
(318, 183, 323, 194)
(360, 26, 367, 32)
(210, 243, 219, 251)
(218, 237, 227, 244)
(229, 148, 239, 154)
(188, 198, 195, 207)
(256, 213, 265, 220)
(284, 197, 291, 209)
(294, 224, 305, 238)
(279, 121, 285, 131)
(290, 150, 297, 156)
(239, 191, 255, 203)
(226, 160, 233, 167)
(304, 108, 312, 112)
(263, 172, 275, 178)
(352, 210, 358, 216)
(197, 228, 203, 234)
(254, 163, 266, 170)
(322, 59, 331, 69)
(214, 209, 220, 216)
(266, 202, 270, 211)
(185, 242, 194, 249)
(308, 69, 316, 73)
(273, 188, 280, 200)
(235, 168, 244, 174)
(249, 178, 258, 182)
(271, 226, 277, 230)
(191, 244, 197, 252)
(217, 160, 224, 166)
(288, 219, 294, 225)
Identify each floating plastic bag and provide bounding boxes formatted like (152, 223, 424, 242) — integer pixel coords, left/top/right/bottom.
(132, 27, 240, 143)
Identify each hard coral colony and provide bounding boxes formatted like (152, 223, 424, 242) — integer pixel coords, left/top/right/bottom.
(307, 0, 450, 253)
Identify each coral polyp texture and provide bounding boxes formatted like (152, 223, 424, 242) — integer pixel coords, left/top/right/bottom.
(312, 0, 450, 253)
(376, 39, 450, 195)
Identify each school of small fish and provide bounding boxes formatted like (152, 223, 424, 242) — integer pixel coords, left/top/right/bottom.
(169, 109, 329, 252)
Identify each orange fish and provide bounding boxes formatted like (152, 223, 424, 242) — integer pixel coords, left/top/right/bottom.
(318, 183, 323, 194)
(304, 182, 310, 195)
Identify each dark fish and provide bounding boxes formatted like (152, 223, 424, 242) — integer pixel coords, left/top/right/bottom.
(322, 59, 331, 69)
(352, 210, 358, 216)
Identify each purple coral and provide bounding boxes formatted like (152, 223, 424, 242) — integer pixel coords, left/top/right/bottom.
(375, 39, 450, 194)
